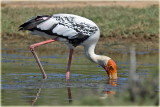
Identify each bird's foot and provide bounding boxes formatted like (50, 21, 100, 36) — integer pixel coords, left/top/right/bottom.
(43, 75, 47, 80)
(66, 71, 70, 80)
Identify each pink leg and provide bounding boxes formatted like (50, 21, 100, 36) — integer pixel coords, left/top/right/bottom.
(30, 38, 58, 79)
(66, 49, 74, 80)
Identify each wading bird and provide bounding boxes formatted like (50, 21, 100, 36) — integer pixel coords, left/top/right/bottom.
(19, 14, 117, 80)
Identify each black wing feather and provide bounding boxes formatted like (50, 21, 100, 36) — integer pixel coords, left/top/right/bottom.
(19, 15, 51, 31)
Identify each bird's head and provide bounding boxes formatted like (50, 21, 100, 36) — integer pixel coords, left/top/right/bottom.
(103, 59, 117, 79)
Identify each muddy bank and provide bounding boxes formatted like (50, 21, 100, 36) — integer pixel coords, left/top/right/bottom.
(2, 32, 159, 43)
(2, 33, 159, 54)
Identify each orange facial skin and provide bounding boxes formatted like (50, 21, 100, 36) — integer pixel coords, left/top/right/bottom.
(105, 59, 117, 79)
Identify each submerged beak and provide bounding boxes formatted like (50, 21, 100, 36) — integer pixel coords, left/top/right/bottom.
(108, 73, 117, 80)
(105, 59, 117, 79)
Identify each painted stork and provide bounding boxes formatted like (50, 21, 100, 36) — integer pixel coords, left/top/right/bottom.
(19, 14, 117, 80)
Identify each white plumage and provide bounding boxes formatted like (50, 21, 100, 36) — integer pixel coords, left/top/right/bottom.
(37, 18, 58, 30)
(19, 13, 117, 80)
(19, 13, 99, 47)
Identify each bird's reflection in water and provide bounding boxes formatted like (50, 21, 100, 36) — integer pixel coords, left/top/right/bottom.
(67, 87, 72, 104)
(31, 82, 73, 105)
(100, 79, 117, 99)
(107, 79, 117, 87)
(31, 88, 41, 106)
(66, 80, 73, 104)
(31, 79, 117, 105)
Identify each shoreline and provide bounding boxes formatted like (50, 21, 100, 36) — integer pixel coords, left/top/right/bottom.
(2, 34, 159, 52)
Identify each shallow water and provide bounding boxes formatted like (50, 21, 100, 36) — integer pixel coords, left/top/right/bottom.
(1, 43, 158, 106)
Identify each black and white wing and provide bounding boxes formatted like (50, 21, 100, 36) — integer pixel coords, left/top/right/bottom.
(19, 15, 51, 31)
(19, 14, 99, 47)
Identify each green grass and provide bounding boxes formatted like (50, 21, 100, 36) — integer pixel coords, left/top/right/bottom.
(1, 5, 159, 40)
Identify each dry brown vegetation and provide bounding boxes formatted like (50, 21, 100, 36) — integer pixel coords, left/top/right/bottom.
(2, 1, 158, 8)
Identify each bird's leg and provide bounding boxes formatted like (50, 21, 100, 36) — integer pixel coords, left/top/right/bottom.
(29, 38, 58, 79)
(66, 49, 74, 80)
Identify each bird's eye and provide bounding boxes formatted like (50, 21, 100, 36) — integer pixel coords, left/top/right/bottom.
(109, 66, 114, 71)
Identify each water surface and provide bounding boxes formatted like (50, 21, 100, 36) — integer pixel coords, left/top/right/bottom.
(2, 43, 158, 105)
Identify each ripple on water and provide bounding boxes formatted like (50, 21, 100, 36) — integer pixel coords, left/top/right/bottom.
(2, 73, 122, 90)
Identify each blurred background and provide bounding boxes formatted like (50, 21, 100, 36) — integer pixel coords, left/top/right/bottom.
(1, 0, 159, 106)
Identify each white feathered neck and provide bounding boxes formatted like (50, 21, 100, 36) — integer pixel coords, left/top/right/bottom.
(84, 43, 111, 67)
